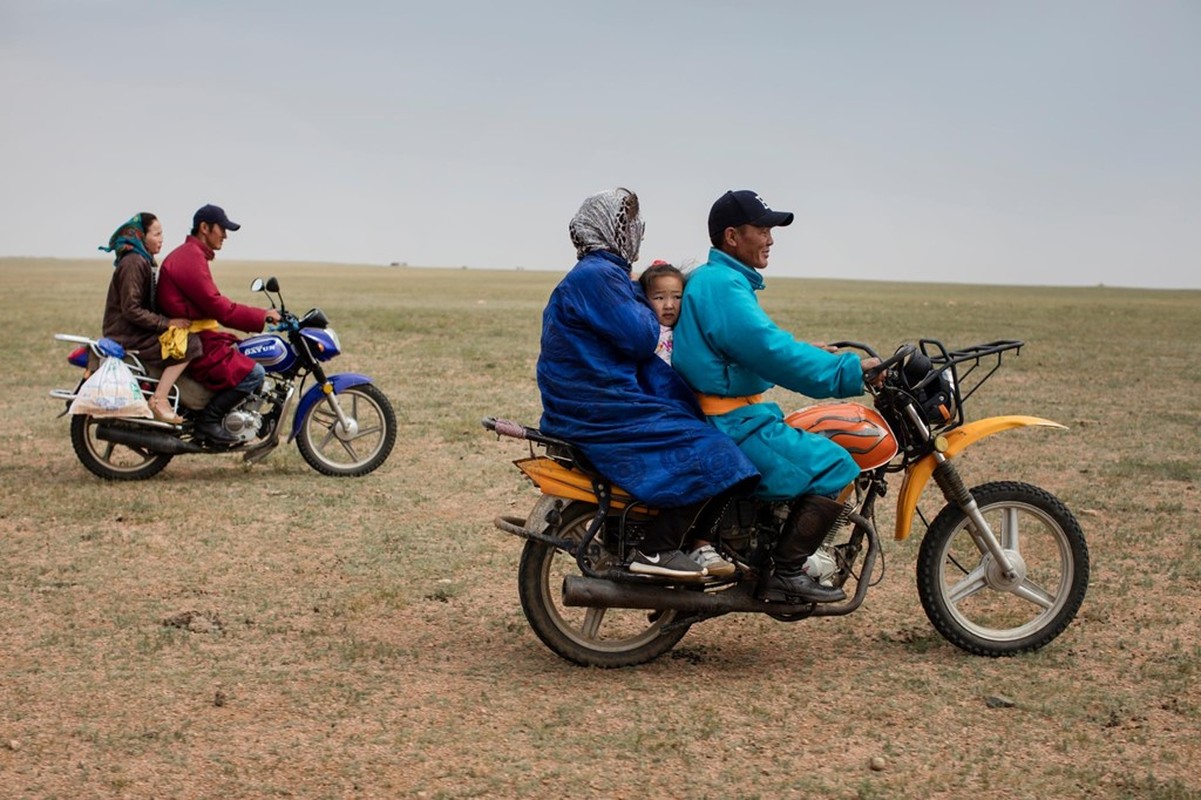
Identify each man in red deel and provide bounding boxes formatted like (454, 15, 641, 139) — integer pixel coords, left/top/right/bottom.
(157, 204, 281, 444)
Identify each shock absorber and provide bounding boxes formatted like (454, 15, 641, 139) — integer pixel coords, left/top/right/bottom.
(932, 459, 972, 507)
(931, 455, 1017, 579)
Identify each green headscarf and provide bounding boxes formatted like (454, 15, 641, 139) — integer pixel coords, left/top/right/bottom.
(98, 213, 154, 267)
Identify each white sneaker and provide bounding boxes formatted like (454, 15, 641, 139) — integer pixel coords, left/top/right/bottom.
(627, 549, 709, 582)
(688, 544, 737, 579)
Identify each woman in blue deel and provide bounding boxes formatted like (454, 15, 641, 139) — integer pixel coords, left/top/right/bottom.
(536, 188, 759, 582)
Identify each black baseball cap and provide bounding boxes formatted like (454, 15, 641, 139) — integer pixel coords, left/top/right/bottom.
(708, 190, 793, 243)
(193, 204, 241, 232)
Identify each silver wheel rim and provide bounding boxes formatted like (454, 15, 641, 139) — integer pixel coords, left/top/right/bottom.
(937, 500, 1076, 643)
(302, 388, 388, 470)
(82, 418, 163, 474)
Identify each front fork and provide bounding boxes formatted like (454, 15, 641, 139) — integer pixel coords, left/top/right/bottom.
(306, 361, 356, 435)
(930, 454, 1018, 579)
(904, 404, 1018, 578)
(317, 381, 356, 434)
(287, 364, 374, 443)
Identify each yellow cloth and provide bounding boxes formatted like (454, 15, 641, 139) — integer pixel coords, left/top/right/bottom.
(158, 319, 218, 360)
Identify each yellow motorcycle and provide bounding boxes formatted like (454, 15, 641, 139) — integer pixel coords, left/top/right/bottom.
(483, 339, 1089, 667)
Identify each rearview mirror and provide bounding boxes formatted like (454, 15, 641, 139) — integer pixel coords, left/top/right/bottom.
(250, 277, 265, 292)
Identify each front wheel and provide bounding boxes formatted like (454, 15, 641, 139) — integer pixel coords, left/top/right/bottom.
(916, 481, 1089, 656)
(295, 383, 396, 477)
(70, 415, 173, 481)
(518, 504, 690, 667)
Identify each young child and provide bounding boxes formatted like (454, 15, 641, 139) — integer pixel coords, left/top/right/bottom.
(639, 260, 737, 579)
(638, 260, 683, 364)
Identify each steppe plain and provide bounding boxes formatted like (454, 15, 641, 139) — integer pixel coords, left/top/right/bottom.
(1, 258, 1199, 799)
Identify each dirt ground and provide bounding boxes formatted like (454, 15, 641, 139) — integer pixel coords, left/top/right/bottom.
(1, 260, 1199, 799)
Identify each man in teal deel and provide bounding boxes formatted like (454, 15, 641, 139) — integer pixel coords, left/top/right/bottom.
(673, 190, 882, 604)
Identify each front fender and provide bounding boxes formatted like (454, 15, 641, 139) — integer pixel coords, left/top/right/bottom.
(893, 415, 1067, 541)
(288, 372, 374, 441)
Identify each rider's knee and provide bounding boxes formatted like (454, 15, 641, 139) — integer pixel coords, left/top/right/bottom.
(235, 363, 266, 394)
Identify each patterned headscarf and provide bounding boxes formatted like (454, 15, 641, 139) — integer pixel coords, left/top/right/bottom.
(98, 213, 154, 267)
(568, 188, 645, 266)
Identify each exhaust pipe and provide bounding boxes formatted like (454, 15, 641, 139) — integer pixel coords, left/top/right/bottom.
(95, 425, 205, 455)
(562, 575, 860, 617)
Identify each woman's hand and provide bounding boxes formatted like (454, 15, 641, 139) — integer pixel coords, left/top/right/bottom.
(168, 318, 190, 329)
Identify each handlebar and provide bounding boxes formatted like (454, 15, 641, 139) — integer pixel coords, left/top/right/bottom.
(864, 344, 917, 385)
(825, 340, 915, 387)
(267, 311, 300, 333)
(826, 340, 879, 359)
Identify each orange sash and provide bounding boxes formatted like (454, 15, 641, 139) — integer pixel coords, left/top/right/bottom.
(696, 393, 764, 416)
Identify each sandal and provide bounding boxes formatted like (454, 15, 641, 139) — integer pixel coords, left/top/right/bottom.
(148, 396, 184, 425)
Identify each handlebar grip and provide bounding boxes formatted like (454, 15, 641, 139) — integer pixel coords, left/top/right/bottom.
(491, 418, 528, 439)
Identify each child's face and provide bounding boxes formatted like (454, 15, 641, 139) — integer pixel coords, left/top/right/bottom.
(647, 275, 683, 327)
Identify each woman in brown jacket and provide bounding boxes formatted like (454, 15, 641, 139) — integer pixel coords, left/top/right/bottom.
(97, 213, 201, 423)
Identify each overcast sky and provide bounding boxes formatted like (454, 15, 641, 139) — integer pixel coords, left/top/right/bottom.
(2, 1, 1197, 288)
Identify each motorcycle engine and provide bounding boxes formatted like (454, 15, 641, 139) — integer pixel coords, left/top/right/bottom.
(802, 548, 840, 587)
(220, 409, 263, 444)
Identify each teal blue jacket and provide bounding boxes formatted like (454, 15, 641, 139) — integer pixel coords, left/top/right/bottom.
(672, 248, 865, 499)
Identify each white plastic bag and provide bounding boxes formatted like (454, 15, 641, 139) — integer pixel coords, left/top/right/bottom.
(69, 355, 152, 418)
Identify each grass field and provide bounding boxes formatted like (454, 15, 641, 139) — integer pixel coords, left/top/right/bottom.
(1, 257, 1199, 799)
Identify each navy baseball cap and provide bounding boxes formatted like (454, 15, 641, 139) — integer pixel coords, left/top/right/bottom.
(193, 204, 241, 232)
(708, 190, 793, 242)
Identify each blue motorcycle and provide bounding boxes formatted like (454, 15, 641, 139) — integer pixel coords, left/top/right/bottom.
(52, 277, 396, 480)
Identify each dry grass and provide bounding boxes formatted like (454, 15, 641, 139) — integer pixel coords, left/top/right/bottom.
(1, 258, 1199, 799)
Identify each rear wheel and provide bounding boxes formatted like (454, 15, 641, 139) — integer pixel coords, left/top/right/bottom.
(916, 481, 1089, 656)
(517, 503, 690, 667)
(296, 383, 396, 477)
(70, 415, 172, 481)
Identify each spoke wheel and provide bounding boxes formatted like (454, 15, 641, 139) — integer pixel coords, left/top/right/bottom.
(295, 384, 396, 477)
(517, 504, 690, 667)
(70, 415, 172, 481)
(917, 481, 1089, 656)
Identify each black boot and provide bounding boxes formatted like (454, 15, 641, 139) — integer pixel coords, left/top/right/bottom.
(757, 567, 846, 603)
(777, 495, 849, 565)
(194, 388, 246, 445)
(758, 495, 849, 604)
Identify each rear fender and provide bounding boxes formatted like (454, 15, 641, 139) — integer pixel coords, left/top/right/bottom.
(288, 372, 372, 441)
(515, 456, 645, 510)
(893, 415, 1067, 541)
